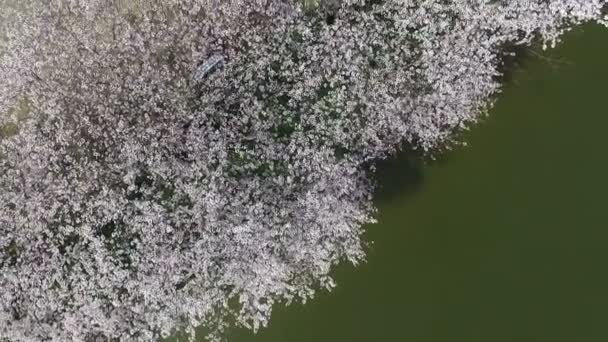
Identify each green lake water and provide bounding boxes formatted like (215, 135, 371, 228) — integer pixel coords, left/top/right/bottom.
(221, 23, 608, 342)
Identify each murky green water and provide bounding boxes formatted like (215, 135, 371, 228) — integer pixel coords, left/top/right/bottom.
(221, 24, 608, 342)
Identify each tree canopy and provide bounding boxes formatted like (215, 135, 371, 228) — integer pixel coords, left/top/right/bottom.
(0, 0, 606, 341)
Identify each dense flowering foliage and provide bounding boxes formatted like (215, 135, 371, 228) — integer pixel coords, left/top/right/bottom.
(1, 0, 606, 340)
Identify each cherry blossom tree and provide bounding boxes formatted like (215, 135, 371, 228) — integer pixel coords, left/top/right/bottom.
(0, 0, 606, 341)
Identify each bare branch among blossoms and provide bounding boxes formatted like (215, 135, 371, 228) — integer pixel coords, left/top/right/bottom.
(192, 54, 225, 84)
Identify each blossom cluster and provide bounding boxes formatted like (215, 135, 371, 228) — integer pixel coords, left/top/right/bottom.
(0, 0, 606, 341)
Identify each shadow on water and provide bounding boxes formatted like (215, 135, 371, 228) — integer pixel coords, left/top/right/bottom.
(495, 42, 532, 84)
(370, 149, 426, 206)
